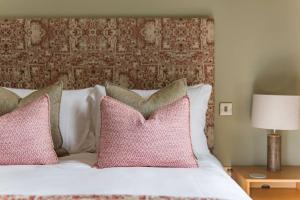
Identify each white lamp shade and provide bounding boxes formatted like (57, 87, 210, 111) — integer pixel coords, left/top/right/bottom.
(252, 94, 300, 130)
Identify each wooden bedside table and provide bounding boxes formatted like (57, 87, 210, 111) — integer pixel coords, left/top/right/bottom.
(232, 166, 300, 200)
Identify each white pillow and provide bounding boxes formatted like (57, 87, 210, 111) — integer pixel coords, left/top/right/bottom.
(94, 84, 212, 157)
(6, 88, 33, 98)
(6, 87, 96, 153)
(92, 85, 106, 150)
(60, 88, 96, 153)
(187, 84, 212, 156)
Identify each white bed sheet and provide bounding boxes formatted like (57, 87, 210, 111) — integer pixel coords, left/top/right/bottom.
(0, 153, 251, 200)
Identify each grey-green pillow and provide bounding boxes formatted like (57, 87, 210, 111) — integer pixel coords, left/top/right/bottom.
(0, 81, 68, 157)
(0, 89, 19, 116)
(105, 78, 187, 119)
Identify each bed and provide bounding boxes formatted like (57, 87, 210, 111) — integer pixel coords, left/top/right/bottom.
(0, 17, 251, 200)
(0, 153, 250, 200)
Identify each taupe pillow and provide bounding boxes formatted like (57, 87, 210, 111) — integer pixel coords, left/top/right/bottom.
(105, 78, 187, 119)
(0, 89, 19, 116)
(0, 81, 68, 157)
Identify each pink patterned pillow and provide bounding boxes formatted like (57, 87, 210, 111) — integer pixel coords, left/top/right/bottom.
(0, 95, 58, 165)
(96, 96, 197, 168)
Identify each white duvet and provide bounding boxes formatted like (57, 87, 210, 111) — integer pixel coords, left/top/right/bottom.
(0, 153, 251, 200)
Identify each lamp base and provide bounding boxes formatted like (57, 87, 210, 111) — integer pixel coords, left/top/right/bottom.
(267, 133, 281, 172)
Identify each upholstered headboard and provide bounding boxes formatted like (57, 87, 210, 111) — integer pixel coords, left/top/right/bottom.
(0, 17, 215, 150)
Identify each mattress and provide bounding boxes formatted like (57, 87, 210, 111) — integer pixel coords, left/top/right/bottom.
(0, 153, 251, 200)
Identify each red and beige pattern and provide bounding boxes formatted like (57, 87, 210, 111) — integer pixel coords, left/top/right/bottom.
(0, 195, 218, 200)
(0, 95, 58, 165)
(96, 96, 197, 168)
(0, 17, 215, 150)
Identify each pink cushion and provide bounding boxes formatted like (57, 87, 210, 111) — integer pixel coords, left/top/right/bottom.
(96, 96, 197, 168)
(0, 95, 58, 165)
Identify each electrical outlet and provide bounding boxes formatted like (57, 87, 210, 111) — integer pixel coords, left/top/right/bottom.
(220, 102, 232, 116)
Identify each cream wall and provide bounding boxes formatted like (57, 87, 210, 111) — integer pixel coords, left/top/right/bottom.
(1, 0, 300, 166)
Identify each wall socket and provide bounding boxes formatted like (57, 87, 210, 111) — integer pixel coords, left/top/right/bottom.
(220, 102, 232, 116)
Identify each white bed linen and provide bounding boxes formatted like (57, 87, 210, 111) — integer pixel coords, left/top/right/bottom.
(0, 153, 251, 200)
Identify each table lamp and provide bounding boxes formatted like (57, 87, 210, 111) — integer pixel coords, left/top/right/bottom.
(251, 94, 300, 172)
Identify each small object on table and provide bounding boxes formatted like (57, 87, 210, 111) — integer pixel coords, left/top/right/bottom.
(249, 173, 266, 179)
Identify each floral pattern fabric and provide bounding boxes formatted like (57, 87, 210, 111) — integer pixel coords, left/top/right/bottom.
(0, 17, 215, 150)
(0, 195, 219, 200)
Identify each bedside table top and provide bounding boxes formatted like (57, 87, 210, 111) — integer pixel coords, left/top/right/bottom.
(232, 166, 300, 182)
(232, 166, 300, 199)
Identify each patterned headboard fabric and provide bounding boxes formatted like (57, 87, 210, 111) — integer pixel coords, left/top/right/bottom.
(0, 17, 215, 150)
